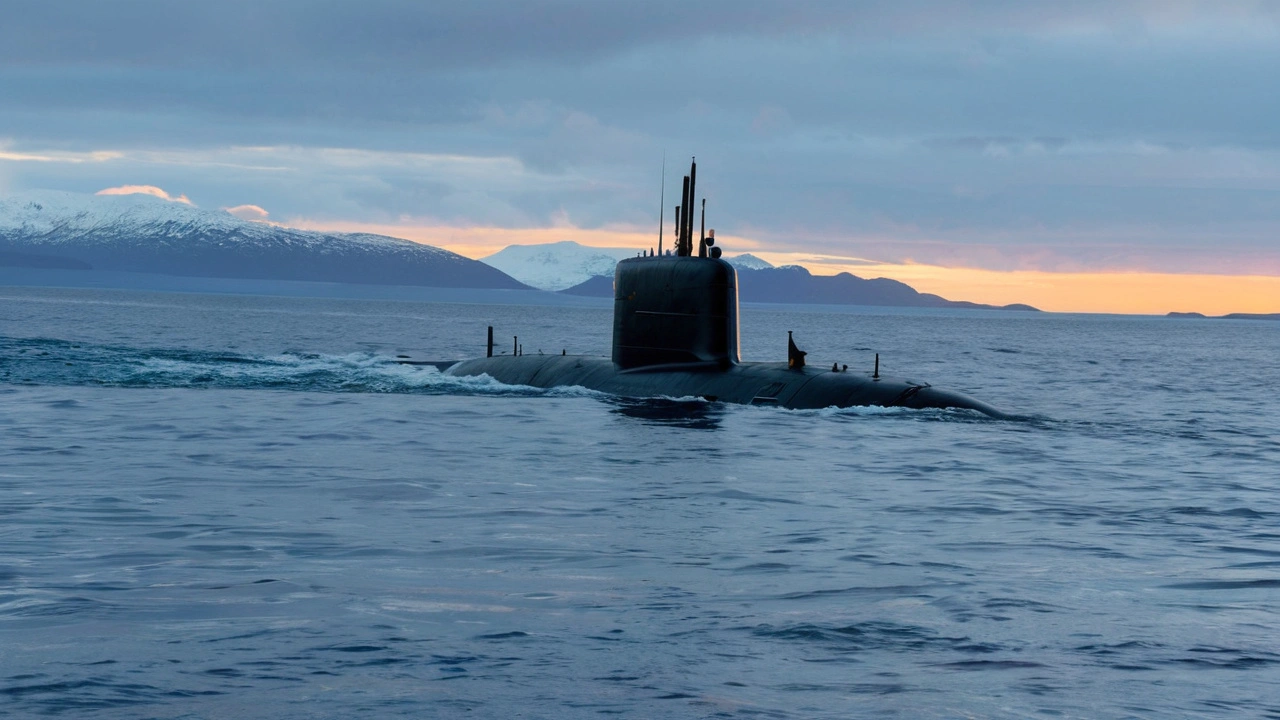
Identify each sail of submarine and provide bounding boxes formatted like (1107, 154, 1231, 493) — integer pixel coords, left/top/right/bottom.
(439, 158, 1007, 418)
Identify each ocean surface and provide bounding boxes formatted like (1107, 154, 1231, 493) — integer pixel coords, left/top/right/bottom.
(2, 285, 1278, 719)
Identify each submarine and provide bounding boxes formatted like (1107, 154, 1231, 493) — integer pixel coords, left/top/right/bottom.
(419, 158, 1006, 418)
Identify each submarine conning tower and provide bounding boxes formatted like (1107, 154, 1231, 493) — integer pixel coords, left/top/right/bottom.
(612, 157, 741, 370)
(612, 255, 740, 369)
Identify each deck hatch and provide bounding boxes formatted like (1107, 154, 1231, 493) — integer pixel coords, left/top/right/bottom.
(751, 381, 787, 404)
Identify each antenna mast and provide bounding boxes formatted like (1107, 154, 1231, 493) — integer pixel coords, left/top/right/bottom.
(686, 157, 696, 256)
(657, 153, 665, 256)
(679, 173, 691, 256)
(698, 198, 707, 257)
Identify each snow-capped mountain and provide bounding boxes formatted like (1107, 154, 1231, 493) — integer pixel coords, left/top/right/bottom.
(0, 191, 527, 289)
(479, 242, 778, 290)
(481, 241, 639, 291)
(725, 253, 774, 270)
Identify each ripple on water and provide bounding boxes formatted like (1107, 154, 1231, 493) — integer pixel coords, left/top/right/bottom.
(2, 292, 1279, 718)
(748, 620, 1006, 656)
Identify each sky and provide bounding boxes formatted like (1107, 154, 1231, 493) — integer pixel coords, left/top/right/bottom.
(2, 0, 1279, 313)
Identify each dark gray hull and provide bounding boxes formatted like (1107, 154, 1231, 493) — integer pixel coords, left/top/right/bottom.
(433, 158, 1009, 419)
(446, 355, 1006, 417)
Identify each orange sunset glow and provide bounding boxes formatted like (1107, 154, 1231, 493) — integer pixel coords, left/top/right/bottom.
(755, 254, 1280, 316)
(288, 218, 1279, 316)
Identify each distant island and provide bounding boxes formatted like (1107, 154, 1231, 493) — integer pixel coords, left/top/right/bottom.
(560, 262, 1038, 312)
(1167, 311, 1280, 320)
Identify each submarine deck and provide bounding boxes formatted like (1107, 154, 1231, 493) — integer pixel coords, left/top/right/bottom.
(442, 354, 1005, 417)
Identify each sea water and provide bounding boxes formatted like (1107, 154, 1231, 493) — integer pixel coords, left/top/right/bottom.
(2, 286, 1278, 719)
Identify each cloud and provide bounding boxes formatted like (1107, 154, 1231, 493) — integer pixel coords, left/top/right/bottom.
(2, 2, 1279, 284)
(3, 2, 1275, 75)
(0, 142, 122, 164)
(223, 203, 271, 221)
(96, 185, 193, 204)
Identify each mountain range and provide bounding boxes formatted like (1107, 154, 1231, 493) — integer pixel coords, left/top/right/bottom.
(480, 241, 1034, 311)
(1, 190, 1036, 311)
(0, 191, 526, 289)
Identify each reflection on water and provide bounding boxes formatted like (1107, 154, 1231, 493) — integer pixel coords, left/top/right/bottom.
(609, 397, 725, 430)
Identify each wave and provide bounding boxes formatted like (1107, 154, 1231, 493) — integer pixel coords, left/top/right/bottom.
(1, 336, 1022, 424)
(0, 336, 580, 398)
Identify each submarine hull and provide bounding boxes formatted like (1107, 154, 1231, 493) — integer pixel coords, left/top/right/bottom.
(427, 158, 1009, 418)
(445, 355, 1005, 417)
